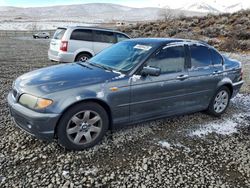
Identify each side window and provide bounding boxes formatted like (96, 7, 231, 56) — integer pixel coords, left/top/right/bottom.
(211, 49, 223, 65)
(146, 46, 185, 74)
(70, 29, 93, 41)
(116, 33, 129, 42)
(190, 45, 212, 68)
(94, 30, 116, 43)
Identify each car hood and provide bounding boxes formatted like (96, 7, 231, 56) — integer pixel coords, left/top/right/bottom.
(14, 63, 124, 95)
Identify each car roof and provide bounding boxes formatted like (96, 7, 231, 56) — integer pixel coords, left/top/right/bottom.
(57, 26, 129, 36)
(127, 38, 209, 47)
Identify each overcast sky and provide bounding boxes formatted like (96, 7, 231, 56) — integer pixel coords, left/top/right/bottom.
(0, 0, 249, 8)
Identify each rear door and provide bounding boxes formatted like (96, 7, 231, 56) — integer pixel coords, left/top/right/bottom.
(93, 30, 115, 54)
(187, 44, 221, 108)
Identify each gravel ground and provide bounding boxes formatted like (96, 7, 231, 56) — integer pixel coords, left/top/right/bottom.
(0, 37, 250, 188)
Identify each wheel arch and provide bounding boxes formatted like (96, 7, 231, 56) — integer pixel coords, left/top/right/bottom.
(223, 83, 233, 97)
(74, 50, 94, 62)
(54, 98, 113, 137)
(216, 78, 233, 98)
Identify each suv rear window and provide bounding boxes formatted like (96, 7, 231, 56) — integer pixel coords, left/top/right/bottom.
(70, 29, 93, 41)
(116, 33, 129, 42)
(53, 28, 66, 40)
(94, 30, 116, 43)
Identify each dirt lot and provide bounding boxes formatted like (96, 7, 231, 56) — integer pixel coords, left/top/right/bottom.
(0, 37, 250, 188)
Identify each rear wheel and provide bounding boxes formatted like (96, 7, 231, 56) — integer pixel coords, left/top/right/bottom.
(57, 102, 109, 150)
(208, 86, 231, 116)
(75, 53, 91, 62)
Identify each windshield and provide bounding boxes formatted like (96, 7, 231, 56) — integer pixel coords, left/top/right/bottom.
(88, 41, 156, 73)
(53, 28, 66, 40)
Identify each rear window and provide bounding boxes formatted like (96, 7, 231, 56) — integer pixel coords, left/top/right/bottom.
(211, 49, 223, 65)
(190, 45, 212, 68)
(116, 33, 129, 42)
(70, 29, 93, 41)
(94, 30, 116, 43)
(53, 28, 66, 40)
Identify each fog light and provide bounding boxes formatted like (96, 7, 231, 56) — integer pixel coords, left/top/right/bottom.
(27, 124, 32, 129)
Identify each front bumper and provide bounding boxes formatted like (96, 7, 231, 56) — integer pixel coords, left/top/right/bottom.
(7, 92, 60, 141)
(232, 80, 244, 98)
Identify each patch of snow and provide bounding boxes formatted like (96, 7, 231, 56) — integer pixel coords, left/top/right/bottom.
(158, 141, 191, 152)
(189, 94, 250, 137)
(76, 96, 81, 100)
(96, 90, 104, 98)
(158, 141, 171, 149)
(112, 71, 126, 80)
(112, 70, 122, 74)
(129, 75, 141, 83)
(231, 94, 250, 111)
(190, 119, 238, 137)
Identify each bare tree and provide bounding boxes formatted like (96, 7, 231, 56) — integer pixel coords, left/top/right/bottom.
(31, 22, 38, 31)
(31, 22, 41, 32)
(159, 6, 173, 21)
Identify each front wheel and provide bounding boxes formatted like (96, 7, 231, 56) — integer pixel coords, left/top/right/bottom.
(57, 102, 109, 150)
(207, 86, 231, 116)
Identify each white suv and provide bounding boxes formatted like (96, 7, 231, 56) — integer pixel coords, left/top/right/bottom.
(48, 26, 130, 63)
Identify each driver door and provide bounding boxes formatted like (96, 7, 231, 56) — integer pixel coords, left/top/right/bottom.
(130, 45, 192, 122)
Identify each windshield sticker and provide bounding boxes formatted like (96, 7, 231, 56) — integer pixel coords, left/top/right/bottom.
(134, 44, 152, 51)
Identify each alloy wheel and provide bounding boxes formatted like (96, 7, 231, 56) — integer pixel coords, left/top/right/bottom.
(66, 110, 102, 145)
(213, 90, 229, 113)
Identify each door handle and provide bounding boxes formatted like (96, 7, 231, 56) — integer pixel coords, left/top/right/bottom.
(176, 74, 189, 80)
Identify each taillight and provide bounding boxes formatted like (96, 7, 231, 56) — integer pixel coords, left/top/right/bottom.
(60, 41, 68, 52)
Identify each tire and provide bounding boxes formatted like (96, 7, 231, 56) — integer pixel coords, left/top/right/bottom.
(207, 86, 231, 117)
(45, 36, 49, 39)
(56, 102, 109, 150)
(75, 53, 91, 62)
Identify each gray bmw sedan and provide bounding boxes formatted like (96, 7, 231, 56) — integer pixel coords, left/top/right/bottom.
(8, 38, 244, 150)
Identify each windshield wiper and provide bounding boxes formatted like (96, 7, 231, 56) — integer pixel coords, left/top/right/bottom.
(88, 62, 113, 72)
(77, 62, 92, 69)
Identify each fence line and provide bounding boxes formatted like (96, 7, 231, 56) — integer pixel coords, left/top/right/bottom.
(0, 30, 55, 37)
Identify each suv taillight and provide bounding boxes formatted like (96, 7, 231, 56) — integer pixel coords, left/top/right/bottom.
(60, 41, 68, 52)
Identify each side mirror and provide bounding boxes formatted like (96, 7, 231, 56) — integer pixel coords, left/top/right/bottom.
(141, 66, 161, 76)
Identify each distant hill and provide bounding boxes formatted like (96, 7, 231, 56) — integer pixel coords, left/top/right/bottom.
(0, 3, 248, 31)
(0, 3, 205, 23)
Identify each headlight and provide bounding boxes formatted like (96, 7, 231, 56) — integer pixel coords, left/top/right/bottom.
(19, 94, 53, 109)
